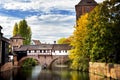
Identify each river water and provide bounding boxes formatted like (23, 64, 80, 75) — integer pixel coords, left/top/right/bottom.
(0, 65, 110, 80)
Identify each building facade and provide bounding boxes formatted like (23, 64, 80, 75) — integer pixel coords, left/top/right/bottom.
(0, 26, 9, 66)
(75, 0, 97, 20)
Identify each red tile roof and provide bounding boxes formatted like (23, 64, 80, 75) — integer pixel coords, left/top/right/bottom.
(32, 40, 41, 45)
(77, 0, 97, 6)
(10, 34, 24, 39)
(14, 44, 71, 51)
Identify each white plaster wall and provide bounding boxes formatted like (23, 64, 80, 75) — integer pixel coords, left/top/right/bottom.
(27, 50, 69, 56)
(52, 50, 68, 55)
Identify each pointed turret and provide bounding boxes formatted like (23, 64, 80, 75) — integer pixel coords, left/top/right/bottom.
(75, 0, 97, 20)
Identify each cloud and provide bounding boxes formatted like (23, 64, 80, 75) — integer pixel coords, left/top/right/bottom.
(0, 0, 78, 11)
(26, 13, 75, 43)
(0, 0, 105, 43)
(0, 15, 20, 38)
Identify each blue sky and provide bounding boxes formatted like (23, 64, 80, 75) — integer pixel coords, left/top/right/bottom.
(0, 0, 104, 43)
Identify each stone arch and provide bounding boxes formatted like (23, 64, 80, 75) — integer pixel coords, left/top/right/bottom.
(18, 56, 40, 67)
(48, 56, 69, 69)
(48, 57, 60, 69)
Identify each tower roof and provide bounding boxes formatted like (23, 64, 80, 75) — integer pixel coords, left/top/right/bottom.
(10, 34, 24, 39)
(77, 0, 97, 6)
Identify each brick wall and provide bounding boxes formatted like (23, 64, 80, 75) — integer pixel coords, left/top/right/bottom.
(89, 62, 120, 79)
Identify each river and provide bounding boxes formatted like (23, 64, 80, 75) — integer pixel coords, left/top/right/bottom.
(0, 65, 110, 80)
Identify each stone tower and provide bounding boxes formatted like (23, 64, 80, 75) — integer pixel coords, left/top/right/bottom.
(10, 34, 24, 48)
(75, 0, 97, 20)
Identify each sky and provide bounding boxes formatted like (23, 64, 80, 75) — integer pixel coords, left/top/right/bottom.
(0, 0, 105, 43)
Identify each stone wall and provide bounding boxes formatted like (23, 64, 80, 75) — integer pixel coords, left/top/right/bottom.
(0, 62, 13, 72)
(89, 62, 120, 79)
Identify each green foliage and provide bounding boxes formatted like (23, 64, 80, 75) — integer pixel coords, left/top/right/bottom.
(22, 58, 37, 68)
(86, 0, 120, 63)
(13, 19, 32, 45)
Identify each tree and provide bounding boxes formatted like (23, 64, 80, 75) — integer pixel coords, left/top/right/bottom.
(69, 0, 120, 71)
(57, 36, 72, 44)
(57, 38, 66, 44)
(27, 27, 32, 45)
(13, 19, 32, 45)
(13, 23, 18, 36)
(86, 0, 120, 63)
(69, 13, 89, 71)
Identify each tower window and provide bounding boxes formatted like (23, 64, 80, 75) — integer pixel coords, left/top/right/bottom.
(87, 1, 92, 3)
(85, 7, 90, 12)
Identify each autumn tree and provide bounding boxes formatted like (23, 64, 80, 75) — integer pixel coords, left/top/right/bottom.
(57, 38, 66, 44)
(57, 36, 73, 44)
(69, 13, 89, 71)
(13, 19, 32, 45)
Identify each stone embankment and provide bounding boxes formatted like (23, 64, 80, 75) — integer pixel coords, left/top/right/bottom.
(0, 62, 13, 72)
(89, 62, 120, 79)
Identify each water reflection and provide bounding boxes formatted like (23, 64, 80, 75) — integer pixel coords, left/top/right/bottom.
(0, 65, 111, 80)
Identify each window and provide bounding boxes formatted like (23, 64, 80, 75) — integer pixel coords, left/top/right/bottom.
(43, 50, 46, 53)
(85, 7, 90, 13)
(14, 39, 17, 42)
(65, 50, 67, 53)
(40, 50, 42, 53)
(52, 50, 55, 53)
(59, 50, 61, 53)
(29, 50, 31, 53)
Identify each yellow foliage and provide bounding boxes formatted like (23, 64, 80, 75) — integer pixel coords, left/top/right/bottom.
(69, 13, 89, 70)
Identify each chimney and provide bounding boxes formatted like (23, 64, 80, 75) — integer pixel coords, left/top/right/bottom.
(0, 25, 3, 38)
(54, 41, 56, 44)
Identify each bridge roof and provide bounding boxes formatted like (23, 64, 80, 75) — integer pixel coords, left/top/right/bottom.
(14, 44, 71, 51)
(53, 44, 71, 50)
(15, 44, 53, 51)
